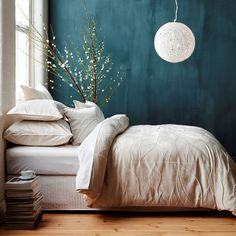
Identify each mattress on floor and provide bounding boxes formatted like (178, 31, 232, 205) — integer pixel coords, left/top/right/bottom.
(6, 145, 79, 175)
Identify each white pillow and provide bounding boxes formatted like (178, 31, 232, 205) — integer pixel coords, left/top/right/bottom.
(4, 120, 72, 146)
(73, 100, 90, 109)
(21, 84, 53, 100)
(73, 100, 105, 120)
(64, 106, 104, 145)
(7, 99, 64, 121)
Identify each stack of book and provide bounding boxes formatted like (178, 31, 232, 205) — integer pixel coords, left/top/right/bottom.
(4, 176, 43, 229)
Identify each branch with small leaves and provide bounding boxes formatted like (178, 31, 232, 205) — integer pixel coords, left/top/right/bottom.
(20, 11, 124, 106)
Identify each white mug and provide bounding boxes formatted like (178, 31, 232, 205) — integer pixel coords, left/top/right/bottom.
(20, 170, 36, 179)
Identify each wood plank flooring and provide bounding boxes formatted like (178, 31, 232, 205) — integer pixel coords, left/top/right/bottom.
(0, 211, 235, 236)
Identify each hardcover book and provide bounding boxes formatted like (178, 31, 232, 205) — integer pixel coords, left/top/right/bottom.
(4, 176, 43, 230)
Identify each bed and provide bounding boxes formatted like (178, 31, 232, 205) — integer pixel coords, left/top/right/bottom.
(76, 115, 236, 215)
(4, 88, 235, 214)
(6, 145, 90, 210)
(5, 115, 236, 215)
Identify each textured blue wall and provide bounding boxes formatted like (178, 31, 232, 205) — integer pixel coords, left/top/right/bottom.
(49, 0, 236, 156)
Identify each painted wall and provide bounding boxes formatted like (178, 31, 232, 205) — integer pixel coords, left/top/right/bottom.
(0, 0, 15, 224)
(49, 0, 236, 156)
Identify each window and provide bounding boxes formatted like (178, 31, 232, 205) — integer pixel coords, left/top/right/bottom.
(15, 0, 30, 100)
(15, 0, 47, 101)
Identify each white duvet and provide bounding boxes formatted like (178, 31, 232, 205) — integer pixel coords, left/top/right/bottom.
(76, 115, 236, 215)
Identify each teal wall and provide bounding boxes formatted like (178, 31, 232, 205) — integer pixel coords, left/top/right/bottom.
(49, 0, 236, 156)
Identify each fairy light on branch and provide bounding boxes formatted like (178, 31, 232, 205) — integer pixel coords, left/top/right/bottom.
(17, 5, 125, 106)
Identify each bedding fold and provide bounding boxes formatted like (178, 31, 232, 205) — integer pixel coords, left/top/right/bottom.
(76, 118, 236, 215)
(76, 115, 129, 201)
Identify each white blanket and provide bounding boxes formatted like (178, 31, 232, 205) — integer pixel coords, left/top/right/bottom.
(76, 115, 236, 215)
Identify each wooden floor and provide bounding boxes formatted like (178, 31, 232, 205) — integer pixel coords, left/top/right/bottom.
(0, 211, 236, 236)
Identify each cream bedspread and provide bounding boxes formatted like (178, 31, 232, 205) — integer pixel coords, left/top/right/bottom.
(76, 115, 236, 215)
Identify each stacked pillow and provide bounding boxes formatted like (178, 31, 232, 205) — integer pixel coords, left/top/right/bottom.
(4, 119, 72, 146)
(21, 84, 53, 100)
(4, 84, 105, 146)
(7, 99, 64, 121)
(64, 101, 104, 145)
(4, 99, 72, 146)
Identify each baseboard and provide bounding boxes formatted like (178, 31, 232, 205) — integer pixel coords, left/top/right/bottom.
(0, 200, 5, 226)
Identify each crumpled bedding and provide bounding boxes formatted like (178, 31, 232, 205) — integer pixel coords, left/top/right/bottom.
(76, 115, 236, 215)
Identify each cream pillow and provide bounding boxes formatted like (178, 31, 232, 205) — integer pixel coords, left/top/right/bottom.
(73, 100, 90, 109)
(64, 106, 104, 145)
(4, 120, 72, 146)
(21, 84, 53, 100)
(73, 100, 105, 120)
(7, 99, 64, 121)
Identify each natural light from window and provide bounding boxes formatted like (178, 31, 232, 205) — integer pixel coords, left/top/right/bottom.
(15, 0, 30, 100)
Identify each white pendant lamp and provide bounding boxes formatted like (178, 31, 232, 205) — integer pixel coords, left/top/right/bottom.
(154, 0, 195, 63)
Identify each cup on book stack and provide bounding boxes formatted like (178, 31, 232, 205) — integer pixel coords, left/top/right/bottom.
(4, 175, 43, 230)
(20, 170, 36, 180)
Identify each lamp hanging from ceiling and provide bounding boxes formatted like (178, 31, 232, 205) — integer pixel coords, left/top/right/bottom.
(154, 0, 195, 63)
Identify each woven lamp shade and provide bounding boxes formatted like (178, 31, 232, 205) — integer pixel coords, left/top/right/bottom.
(154, 22, 195, 63)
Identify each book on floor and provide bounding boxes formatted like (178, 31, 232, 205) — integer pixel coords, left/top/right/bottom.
(5, 176, 40, 190)
(4, 213, 43, 230)
(4, 175, 43, 230)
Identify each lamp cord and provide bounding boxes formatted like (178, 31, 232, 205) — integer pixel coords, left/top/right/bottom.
(174, 0, 178, 22)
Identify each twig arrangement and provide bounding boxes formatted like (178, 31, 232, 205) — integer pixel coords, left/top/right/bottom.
(19, 11, 124, 106)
